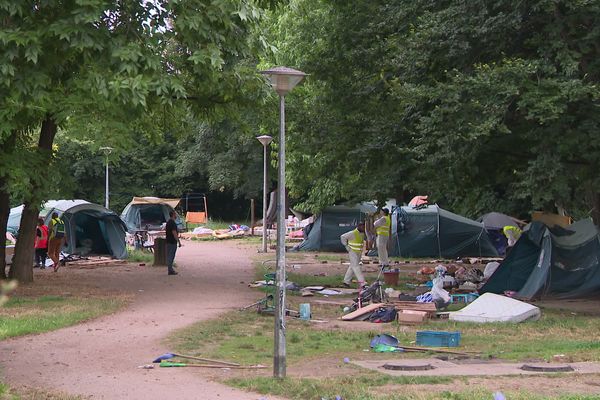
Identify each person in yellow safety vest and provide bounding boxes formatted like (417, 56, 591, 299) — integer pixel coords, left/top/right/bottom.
(340, 222, 367, 288)
(48, 212, 67, 272)
(374, 208, 391, 268)
(503, 225, 522, 255)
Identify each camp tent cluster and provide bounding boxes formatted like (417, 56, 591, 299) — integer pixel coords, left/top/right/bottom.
(296, 204, 498, 258)
(8, 200, 127, 259)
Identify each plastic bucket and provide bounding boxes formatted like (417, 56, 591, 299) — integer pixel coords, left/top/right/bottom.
(383, 270, 399, 286)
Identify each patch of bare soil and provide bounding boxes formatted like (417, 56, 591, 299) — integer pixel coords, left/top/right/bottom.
(535, 297, 600, 316)
(1, 241, 284, 400)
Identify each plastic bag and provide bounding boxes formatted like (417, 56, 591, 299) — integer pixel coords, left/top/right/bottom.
(430, 277, 451, 303)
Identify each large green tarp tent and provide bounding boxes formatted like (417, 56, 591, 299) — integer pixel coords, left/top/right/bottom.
(389, 205, 498, 258)
(8, 200, 127, 259)
(296, 204, 376, 252)
(480, 219, 600, 299)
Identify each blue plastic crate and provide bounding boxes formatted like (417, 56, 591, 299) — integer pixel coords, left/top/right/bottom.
(416, 331, 461, 347)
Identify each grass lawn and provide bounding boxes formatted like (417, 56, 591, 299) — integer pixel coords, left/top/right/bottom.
(165, 256, 600, 400)
(0, 295, 127, 340)
(167, 303, 600, 399)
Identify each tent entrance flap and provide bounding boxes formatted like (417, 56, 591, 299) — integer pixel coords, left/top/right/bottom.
(72, 212, 110, 255)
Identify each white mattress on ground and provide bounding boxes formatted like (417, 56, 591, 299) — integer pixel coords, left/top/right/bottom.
(449, 292, 541, 323)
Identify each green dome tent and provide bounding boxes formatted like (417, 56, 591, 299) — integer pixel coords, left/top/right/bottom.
(389, 205, 498, 258)
(120, 197, 184, 233)
(8, 200, 127, 259)
(480, 219, 600, 299)
(296, 204, 377, 252)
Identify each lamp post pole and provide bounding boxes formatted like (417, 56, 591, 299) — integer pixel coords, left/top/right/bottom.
(99, 147, 113, 209)
(260, 67, 306, 379)
(257, 135, 273, 253)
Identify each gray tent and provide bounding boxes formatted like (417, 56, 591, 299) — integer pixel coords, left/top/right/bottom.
(8, 200, 127, 259)
(388, 205, 498, 258)
(481, 219, 600, 299)
(296, 204, 377, 252)
(120, 197, 184, 233)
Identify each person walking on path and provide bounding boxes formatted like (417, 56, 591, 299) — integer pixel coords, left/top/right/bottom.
(374, 208, 391, 268)
(166, 210, 181, 276)
(48, 212, 66, 272)
(340, 222, 367, 288)
(34, 217, 49, 269)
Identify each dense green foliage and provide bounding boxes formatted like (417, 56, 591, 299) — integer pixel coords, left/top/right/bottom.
(261, 0, 600, 219)
(0, 0, 269, 281)
(3, 0, 600, 280)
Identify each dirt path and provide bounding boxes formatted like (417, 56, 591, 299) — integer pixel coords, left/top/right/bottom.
(0, 241, 283, 400)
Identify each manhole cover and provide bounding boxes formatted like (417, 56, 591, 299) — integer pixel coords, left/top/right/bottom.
(521, 364, 574, 372)
(381, 363, 435, 371)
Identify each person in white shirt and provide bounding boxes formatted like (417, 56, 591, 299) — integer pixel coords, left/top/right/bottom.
(373, 208, 391, 268)
(340, 222, 366, 288)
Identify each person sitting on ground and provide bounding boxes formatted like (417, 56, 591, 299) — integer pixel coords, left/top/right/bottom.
(340, 222, 367, 288)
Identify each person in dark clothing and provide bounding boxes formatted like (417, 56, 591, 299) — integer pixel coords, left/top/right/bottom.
(165, 210, 180, 275)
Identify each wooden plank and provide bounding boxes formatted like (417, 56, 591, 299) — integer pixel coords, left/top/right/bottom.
(341, 303, 383, 321)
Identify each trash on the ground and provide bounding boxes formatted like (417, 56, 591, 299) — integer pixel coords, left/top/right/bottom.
(373, 343, 404, 353)
(159, 361, 265, 369)
(367, 306, 397, 323)
(416, 331, 461, 347)
(239, 295, 274, 312)
(341, 303, 383, 321)
(318, 289, 342, 295)
(343, 357, 350, 363)
(370, 334, 399, 348)
(493, 392, 506, 400)
(449, 293, 541, 323)
(397, 310, 429, 324)
(153, 352, 240, 366)
(299, 303, 311, 320)
(137, 364, 154, 369)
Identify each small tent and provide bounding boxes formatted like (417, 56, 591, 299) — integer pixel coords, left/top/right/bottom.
(389, 205, 498, 258)
(8, 200, 127, 259)
(120, 197, 184, 233)
(296, 204, 376, 252)
(480, 219, 600, 299)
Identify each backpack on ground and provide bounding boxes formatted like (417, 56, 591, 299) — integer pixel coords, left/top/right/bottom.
(368, 306, 397, 323)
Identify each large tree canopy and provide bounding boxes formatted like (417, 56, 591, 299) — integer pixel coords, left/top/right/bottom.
(0, 0, 266, 281)
(262, 0, 600, 219)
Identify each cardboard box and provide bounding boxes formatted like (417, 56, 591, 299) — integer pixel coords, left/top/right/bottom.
(397, 310, 428, 324)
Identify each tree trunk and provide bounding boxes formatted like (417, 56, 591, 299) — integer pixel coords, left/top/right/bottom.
(591, 193, 600, 227)
(9, 117, 57, 283)
(0, 175, 10, 280)
(0, 130, 17, 280)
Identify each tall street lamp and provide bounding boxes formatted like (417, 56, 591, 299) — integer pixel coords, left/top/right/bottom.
(99, 146, 113, 209)
(257, 135, 273, 253)
(260, 66, 306, 378)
